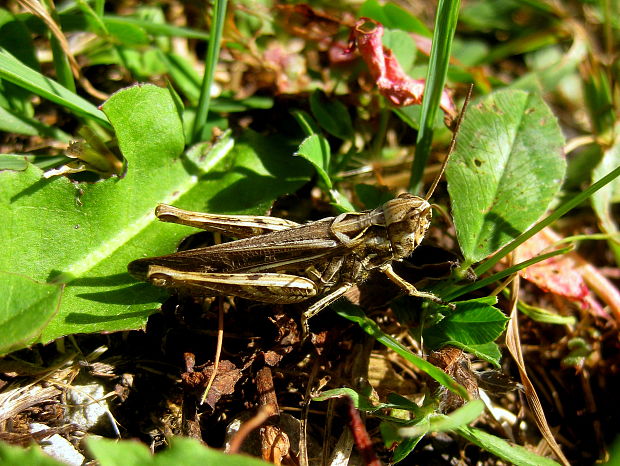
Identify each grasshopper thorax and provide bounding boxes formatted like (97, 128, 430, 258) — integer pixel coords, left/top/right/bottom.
(383, 193, 432, 259)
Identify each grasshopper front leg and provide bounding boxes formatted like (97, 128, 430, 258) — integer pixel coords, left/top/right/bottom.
(380, 263, 453, 307)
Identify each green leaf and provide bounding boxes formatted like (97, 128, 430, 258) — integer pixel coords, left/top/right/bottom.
(359, 0, 431, 36)
(518, 300, 576, 325)
(359, 0, 390, 26)
(592, 129, 620, 263)
(102, 15, 211, 40)
(104, 19, 150, 45)
(0, 442, 64, 466)
(399, 400, 485, 437)
(381, 422, 423, 463)
(313, 387, 386, 413)
(295, 134, 332, 189)
(0, 105, 71, 140)
(355, 184, 394, 209)
(329, 188, 356, 212)
(456, 425, 561, 466)
(393, 105, 444, 131)
(88, 436, 271, 465)
(383, 3, 432, 35)
(423, 298, 509, 349)
(191, 0, 227, 142)
(0, 8, 38, 116)
(309, 90, 353, 141)
(333, 301, 470, 400)
(409, 0, 460, 192)
(0, 9, 38, 69)
(0, 154, 30, 171)
(464, 342, 502, 366)
(382, 29, 416, 73)
(160, 52, 201, 103)
(0, 272, 61, 355)
(446, 90, 566, 265)
(0, 48, 108, 126)
(0, 84, 311, 348)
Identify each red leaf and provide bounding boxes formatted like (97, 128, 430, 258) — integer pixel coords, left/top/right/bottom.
(515, 228, 620, 322)
(350, 18, 456, 117)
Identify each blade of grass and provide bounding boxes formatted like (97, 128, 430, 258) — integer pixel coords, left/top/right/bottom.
(473, 164, 620, 277)
(41, 0, 76, 93)
(0, 48, 108, 127)
(409, 0, 460, 193)
(94, 0, 104, 16)
(191, 0, 227, 143)
(103, 15, 211, 40)
(441, 246, 572, 301)
(334, 302, 470, 399)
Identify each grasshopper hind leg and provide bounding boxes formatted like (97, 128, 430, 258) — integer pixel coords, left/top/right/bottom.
(146, 266, 319, 304)
(301, 283, 353, 338)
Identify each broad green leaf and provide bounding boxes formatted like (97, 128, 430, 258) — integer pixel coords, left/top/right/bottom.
(382, 3, 431, 35)
(359, 0, 390, 26)
(446, 90, 566, 265)
(295, 134, 332, 189)
(460, 0, 522, 31)
(592, 128, 620, 263)
(329, 188, 356, 212)
(88, 436, 270, 466)
(355, 184, 394, 209)
(0, 272, 61, 355)
(423, 298, 509, 349)
(116, 48, 168, 79)
(383, 29, 416, 73)
(513, 40, 587, 94)
(0, 154, 29, 171)
(463, 342, 502, 367)
(359, 0, 431, 36)
(309, 90, 353, 141)
(0, 442, 64, 466)
(452, 37, 490, 67)
(456, 425, 561, 466)
(0, 84, 311, 347)
(0, 48, 108, 126)
(399, 400, 485, 437)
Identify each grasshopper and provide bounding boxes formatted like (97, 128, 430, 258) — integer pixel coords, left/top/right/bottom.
(129, 94, 469, 335)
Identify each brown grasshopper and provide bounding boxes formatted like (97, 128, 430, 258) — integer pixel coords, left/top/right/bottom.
(129, 95, 469, 335)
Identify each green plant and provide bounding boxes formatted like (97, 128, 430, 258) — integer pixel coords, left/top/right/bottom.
(1, 0, 619, 464)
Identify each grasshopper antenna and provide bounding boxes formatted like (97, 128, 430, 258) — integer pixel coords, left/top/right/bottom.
(424, 84, 474, 201)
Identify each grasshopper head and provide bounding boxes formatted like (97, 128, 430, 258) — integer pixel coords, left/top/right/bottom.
(383, 193, 432, 259)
